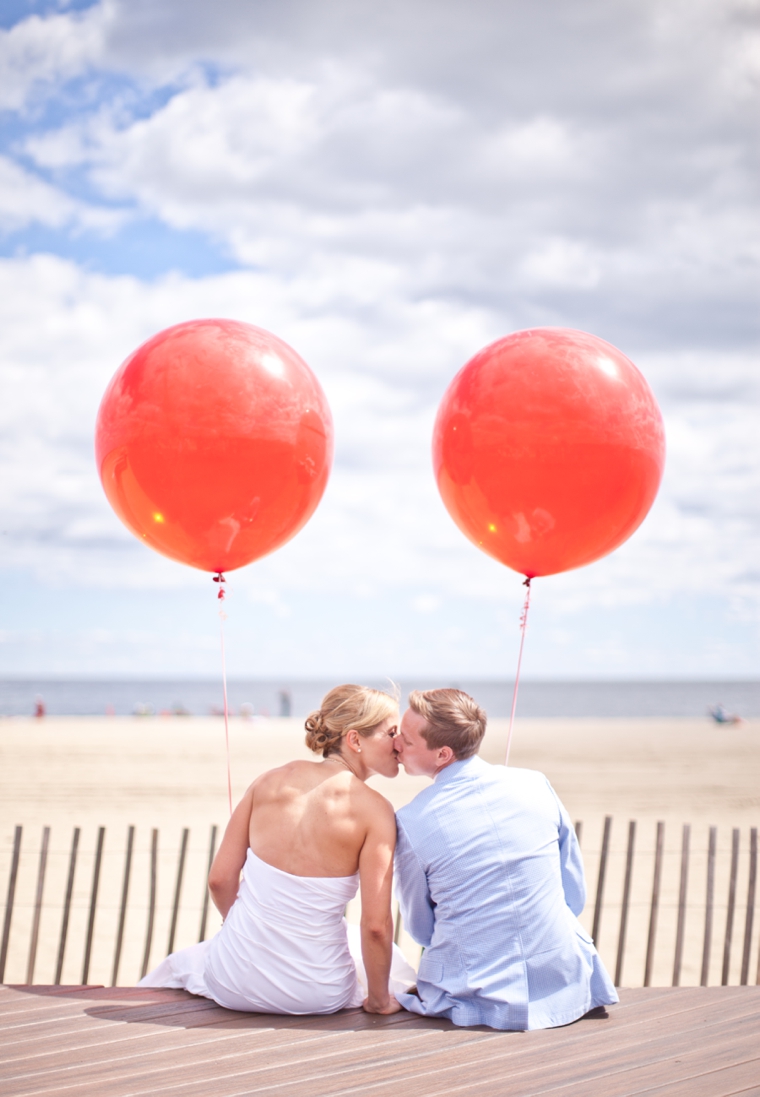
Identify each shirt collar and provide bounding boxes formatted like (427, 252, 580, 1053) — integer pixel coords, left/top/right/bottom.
(433, 753, 486, 785)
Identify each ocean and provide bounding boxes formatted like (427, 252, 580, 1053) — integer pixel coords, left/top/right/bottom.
(0, 679, 758, 719)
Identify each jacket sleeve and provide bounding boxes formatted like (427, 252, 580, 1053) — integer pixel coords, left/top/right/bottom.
(394, 815, 435, 946)
(548, 780, 586, 917)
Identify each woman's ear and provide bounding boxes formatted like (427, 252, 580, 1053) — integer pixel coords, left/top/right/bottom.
(345, 728, 362, 753)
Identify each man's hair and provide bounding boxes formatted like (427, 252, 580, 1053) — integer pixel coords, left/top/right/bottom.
(407, 688, 487, 759)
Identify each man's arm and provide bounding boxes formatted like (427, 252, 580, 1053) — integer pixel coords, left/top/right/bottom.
(394, 816, 435, 946)
(548, 781, 586, 916)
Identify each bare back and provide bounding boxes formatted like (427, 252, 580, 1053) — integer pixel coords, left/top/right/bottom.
(249, 760, 386, 877)
(207, 745, 402, 1014)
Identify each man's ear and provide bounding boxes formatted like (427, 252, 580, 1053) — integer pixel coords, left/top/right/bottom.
(437, 745, 455, 766)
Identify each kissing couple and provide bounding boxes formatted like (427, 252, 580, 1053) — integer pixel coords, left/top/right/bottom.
(141, 684, 617, 1030)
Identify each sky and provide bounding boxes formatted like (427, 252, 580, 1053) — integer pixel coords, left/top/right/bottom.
(0, 0, 758, 680)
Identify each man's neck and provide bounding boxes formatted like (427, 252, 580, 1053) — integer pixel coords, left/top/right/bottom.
(431, 755, 458, 779)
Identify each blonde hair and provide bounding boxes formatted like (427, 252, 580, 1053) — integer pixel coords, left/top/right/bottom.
(408, 688, 486, 760)
(305, 684, 398, 758)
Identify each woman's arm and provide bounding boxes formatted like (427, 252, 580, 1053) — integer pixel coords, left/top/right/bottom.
(358, 798, 403, 1015)
(207, 784, 254, 919)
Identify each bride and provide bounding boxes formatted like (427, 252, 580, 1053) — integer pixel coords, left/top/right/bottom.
(140, 684, 415, 1015)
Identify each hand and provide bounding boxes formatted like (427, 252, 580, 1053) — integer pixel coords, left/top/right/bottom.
(362, 995, 404, 1015)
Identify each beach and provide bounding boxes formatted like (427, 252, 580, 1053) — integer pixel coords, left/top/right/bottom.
(1, 715, 758, 993)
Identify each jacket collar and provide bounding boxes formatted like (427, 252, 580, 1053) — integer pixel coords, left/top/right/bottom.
(433, 753, 487, 786)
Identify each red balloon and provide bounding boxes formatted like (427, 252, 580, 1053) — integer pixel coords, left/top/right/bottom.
(95, 319, 333, 573)
(433, 328, 665, 578)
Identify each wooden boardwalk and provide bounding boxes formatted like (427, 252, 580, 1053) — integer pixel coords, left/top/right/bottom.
(0, 985, 758, 1096)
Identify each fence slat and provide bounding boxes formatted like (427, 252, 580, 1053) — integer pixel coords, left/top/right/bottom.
(26, 826, 51, 985)
(721, 828, 740, 985)
(672, 824, 690, 986)
(111, 826, 135, 987)
(81, 827, 106, 985)
(700, 825, 717, 987)
(140, 828, 158, 979)
(591, 816, 612, 945)
(614, 820, 636, 987)
(54, 827, 80, 985)
(198, 825, 218, 943)
(643, 821, 665, 987)
(0, 826, 22, 983)
(394, 903, 402, 945)
(740, 827, 757, 986)
(167, 828, 189, 956)
(574, 821, 583, 847)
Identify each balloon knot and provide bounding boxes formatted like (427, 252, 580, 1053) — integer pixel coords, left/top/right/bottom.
(519, 577, 532, 633)
(213, 572, 226, 600)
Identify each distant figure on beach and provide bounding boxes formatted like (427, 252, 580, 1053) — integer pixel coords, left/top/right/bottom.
(279, 689, 292, 717)
(392, 688, 618, 1030)
(33, 697, 45, 718)
(708, 704, 743, 726)
(140, 684, 415, 1014)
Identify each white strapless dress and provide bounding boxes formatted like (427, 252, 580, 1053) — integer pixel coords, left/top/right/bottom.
(139, 848, 416, 1014)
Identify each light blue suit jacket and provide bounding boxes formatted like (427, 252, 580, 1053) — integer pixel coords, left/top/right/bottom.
(394, 755, 618, 1030)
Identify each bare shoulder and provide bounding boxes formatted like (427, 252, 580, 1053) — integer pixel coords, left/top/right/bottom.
(355, 781, 396, 830)
(251, 759, 321, 794)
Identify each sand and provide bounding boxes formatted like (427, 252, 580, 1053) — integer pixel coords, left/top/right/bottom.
(1, 715, 758, 992)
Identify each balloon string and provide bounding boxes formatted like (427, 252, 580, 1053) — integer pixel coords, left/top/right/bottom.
(215, 573, 233, 816)
(505, 577, 532, 767)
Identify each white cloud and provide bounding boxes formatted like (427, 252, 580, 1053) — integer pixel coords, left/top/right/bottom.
(0, 154, 123, 233)
(0, 5, 109, 111)
(0, 0, 757, 673)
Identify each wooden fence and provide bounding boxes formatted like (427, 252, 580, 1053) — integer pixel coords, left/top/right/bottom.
(1, 818, 758, 989)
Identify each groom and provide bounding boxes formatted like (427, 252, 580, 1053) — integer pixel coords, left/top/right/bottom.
(393, 688, 618, 1030)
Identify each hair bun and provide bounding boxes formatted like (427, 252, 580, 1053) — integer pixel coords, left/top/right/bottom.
(304, 709, 332, 754)
(304, 684, 398, 758)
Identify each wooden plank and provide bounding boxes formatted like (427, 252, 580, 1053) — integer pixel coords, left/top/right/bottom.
(167, 828, 189, 956)
(0, 1005, 349, 1069)
(458, 1039, 760, 1097)
(1, 1028, 478, 1097)
(614, 819, 635, 986)
(672, 822, 690, 986)
(0, 1003, 455, 1086)
(0, 992, 222, 1035)
(591, 815, 612, 945)
(0, 1019, 450, 1094)
(140, 828, 158, 979)
(701, 824, 718, 986)
(198, 825, 217, 943)
(722, 827, 740, 985)
(740, 827, 756, 986)
(81, 827, 105, 985)
(643, 821, 665, 987)
(1, 991, 758, 1097)
(4, 989, 755, 1097)
(574, 820, 582, 847)
(54, 828, 80, 985)
(0, 826, 22, 983)
(405, 1007, 760, 1097)
(111, 827, 135, 987)
(89, 1006, 760, 1097)
(26, 827, 51, 985)
(0, 1003, 440, 1075)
